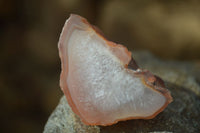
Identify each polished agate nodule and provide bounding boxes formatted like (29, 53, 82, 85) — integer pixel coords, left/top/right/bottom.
(58, 14, 173, 126)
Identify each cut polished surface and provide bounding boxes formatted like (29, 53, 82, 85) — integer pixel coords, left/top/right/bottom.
(58, 14, 172, 125)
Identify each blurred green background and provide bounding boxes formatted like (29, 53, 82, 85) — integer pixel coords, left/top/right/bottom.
(1, 0, 200, 132)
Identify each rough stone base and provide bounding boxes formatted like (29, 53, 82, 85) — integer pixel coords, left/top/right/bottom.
(43, 51, 200, 133)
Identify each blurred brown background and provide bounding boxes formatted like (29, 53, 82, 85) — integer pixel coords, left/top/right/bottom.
(1, 0, 200, 132)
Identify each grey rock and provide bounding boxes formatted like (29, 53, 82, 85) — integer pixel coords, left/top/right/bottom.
(43, 96, 100, 133)
(43, 51, 200, 133)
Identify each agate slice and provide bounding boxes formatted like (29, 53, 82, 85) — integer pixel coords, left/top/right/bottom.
(58, 14, 173, 126)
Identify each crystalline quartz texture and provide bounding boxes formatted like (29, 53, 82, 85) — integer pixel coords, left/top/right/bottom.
(64, 20, 166, 124)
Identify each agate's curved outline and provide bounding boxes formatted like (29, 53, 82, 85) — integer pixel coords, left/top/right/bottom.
(58, 14, 173, 126)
